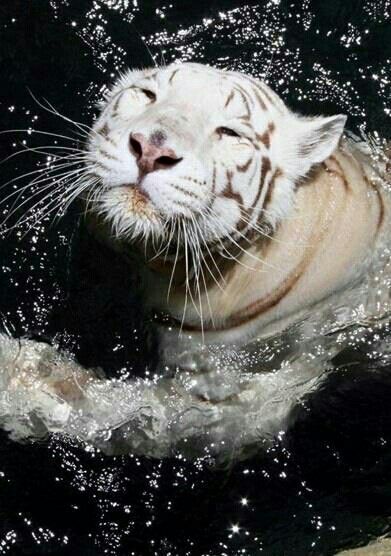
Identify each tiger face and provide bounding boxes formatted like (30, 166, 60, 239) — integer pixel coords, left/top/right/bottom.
(88, 62, 346, 250)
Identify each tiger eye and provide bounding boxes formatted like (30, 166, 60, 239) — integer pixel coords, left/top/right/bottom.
(217, 126, 241, 138)
(140, 88, 156, 101)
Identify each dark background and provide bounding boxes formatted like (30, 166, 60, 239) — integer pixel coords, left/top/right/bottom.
(0, 1, 391, 554)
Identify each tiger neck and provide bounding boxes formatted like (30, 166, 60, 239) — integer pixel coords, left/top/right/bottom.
(151, 146, 387, 334)
(145, 226, 266, 289)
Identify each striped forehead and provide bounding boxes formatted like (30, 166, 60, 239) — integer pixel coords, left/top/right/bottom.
(115, 65, 283, 128)
(158, 66, 270, 121)
(164, 67, 229, 100)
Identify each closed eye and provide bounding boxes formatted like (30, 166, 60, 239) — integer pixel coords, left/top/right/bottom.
(138, 88, 156, 101)
(217, 126, 241, 138)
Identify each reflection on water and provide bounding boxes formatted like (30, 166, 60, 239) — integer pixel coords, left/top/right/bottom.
(0, 0, 391, 554)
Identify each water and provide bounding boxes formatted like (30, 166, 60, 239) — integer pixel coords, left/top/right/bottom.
(0, 1, 391, 554)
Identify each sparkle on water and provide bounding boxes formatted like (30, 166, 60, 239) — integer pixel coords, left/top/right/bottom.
(0, 1, 390, 555)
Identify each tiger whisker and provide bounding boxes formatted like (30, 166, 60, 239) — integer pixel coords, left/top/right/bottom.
(205, 205, 280, 272)
(54, 178, 100, 225)
(0, 157, 86, 197)
(19, 195, 72, 238)
(167, 219, 181, 303)
(197, 246, 216, 330)
(2, 165, 95, 232)
(27, 90, 98, 141)
(236, 211, 310, 247)
(147, 219, 175, 261)
(190, 215, 226, 292)
(82, 181, 104, 221)
(161, 218, 179, 263)
(0, 145, 88, 166)
(19, 172, 96, 235)
(155, 219, 173, 259)
(181, 219, 202, 324)
(0, 156, 85, 204)
(179, 223, 192, 332)
(188, 215, 205, 341)
(1, 163, 90, 222)
(0, 129, 86, 146)
(59, 171, 99, 215)
(3, 180, 68, 229)
(129, 22, 158, 69)
(200, 215, 269, 274)
(19, 184, 85, 237)
(6, 189, 69, 235)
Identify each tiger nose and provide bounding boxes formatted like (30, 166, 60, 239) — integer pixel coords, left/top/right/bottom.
(129, 132, 182, 174)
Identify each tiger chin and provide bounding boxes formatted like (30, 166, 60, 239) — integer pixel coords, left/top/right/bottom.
(1, 62, 390, 461)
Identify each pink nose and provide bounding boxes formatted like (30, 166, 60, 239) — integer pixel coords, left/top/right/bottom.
(129, 132, 182, 175)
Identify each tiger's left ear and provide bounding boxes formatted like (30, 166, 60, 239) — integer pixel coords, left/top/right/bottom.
(287, 114, 347, 177)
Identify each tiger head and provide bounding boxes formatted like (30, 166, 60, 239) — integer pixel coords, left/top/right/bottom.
(87, 62, 346, 253)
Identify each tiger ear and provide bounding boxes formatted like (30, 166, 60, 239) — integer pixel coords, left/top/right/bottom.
(290, 114, 347, 176)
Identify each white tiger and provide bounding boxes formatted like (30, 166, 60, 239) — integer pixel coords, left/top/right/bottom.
(0, 62, 390, 460)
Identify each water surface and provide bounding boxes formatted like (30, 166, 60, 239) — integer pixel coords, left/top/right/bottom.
(0, 1, 390, 554)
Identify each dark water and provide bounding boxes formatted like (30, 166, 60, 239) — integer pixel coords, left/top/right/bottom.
(0, 1, 391, 554)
